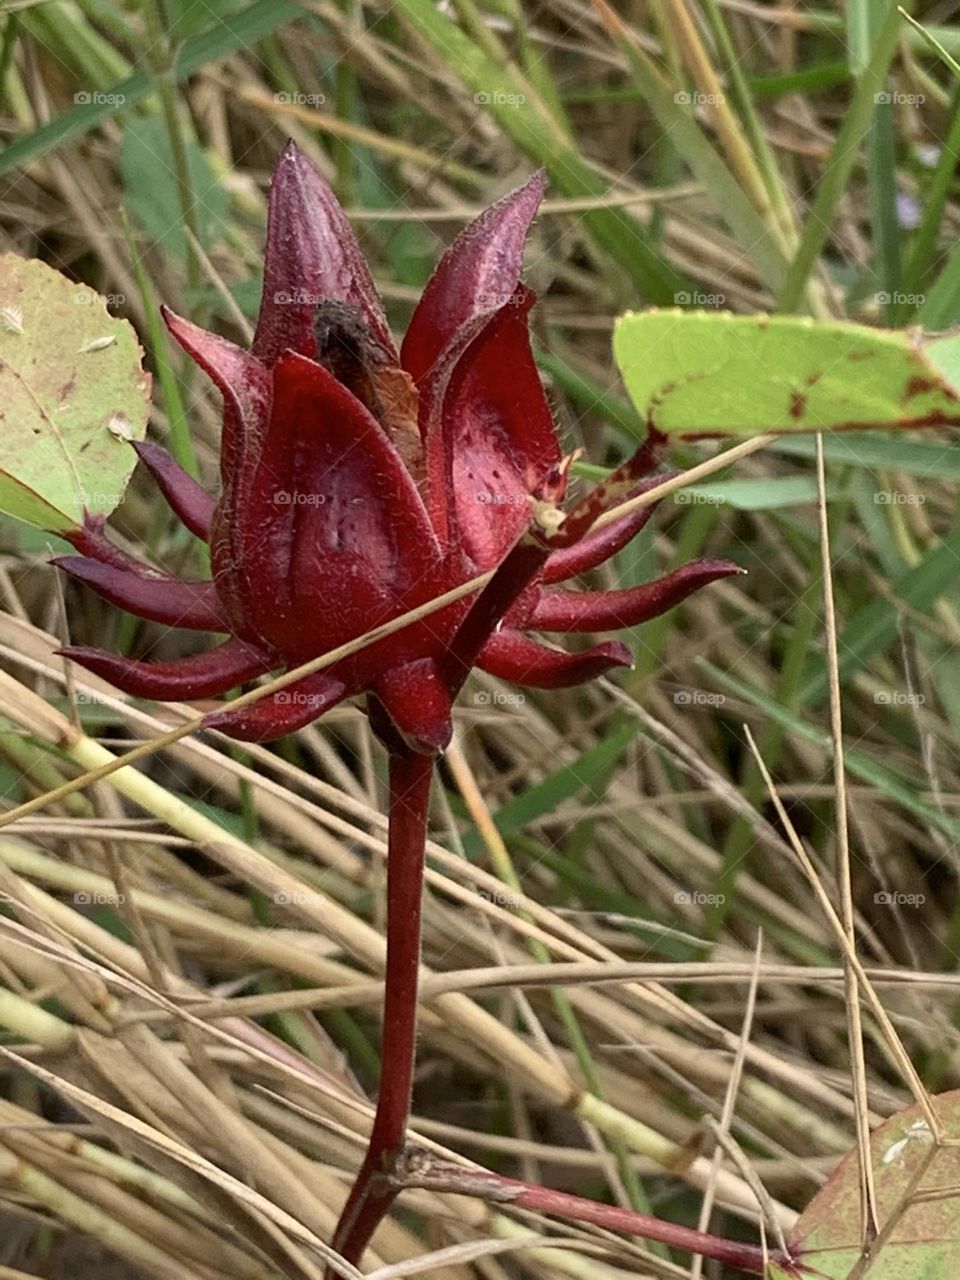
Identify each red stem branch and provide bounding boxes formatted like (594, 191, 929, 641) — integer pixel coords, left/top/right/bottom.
(387, 1156, 809, 1277)
(327, 748, 434, 1278)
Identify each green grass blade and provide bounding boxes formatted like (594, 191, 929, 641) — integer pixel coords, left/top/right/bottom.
(768, 433, 960, 481)
(702, 662, 960, 842)
(460, 719, 639, 859)
(391, 0, 685, 304)
(797, 520, 960, 705)
(778, 1, 907, 312)
(0, 0, 308, 177)
(898, 86, 960, 320)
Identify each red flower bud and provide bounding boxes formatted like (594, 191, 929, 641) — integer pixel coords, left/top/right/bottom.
(58, 143, 739, 750)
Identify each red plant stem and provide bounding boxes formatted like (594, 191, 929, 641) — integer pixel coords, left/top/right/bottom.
(387, 1157, 808, 1277)
(327, 748, 435, 1278)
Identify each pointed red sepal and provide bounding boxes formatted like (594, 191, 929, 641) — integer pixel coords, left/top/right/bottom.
(132, 440, 216, 541)
(402, 170, 546, 384)
(530, 561, 743, 633)
(373, 658, 453, 755)
(254, 140, 395, 365)
(57, 636, 272, 699)
(54, 556, 224, 632)
(438, 287, 559, 566)
(203, 672, 350, 742)
(162, 307, 272, 485)
(418, 287, 557, 556)
(477, 630, 632, 688)
(65, 515, 158, 573)
(542, 472, 678, 584)
(229, 351, 442, 663)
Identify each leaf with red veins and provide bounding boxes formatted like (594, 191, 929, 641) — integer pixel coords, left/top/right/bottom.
(132, 440, 215, 541)
(542, 472, 678, 584)
(203, 672, 351, 742)
(227, 352, 444, 665)
(530, 561, 743, 632)
(477, 630, 633, 687)
(372, 658, 454, 756)
(424, 287, 559, 561)
(54, 556, 224, 632)
(254, 141, 396, 366)
(402, 170, 546, 385)
(161, 307, 272, 490)
(58, 636, 272, 699)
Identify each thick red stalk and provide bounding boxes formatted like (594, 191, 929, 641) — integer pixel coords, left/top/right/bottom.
(327, 748, 434, 1277)
(388, 1158, 808, 1277)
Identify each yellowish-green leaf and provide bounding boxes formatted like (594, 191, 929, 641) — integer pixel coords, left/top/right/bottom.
(614, 310, 960, 437)
(0, 254, 150, 532)
(769, 1090, 960, 1278)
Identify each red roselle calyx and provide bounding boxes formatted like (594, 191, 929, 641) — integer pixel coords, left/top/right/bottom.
(56, 141, 740, 753)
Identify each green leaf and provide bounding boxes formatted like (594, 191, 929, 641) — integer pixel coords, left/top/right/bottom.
(0, 255, 149, 532)
(899, 10, 960, 79)
(121, 117, 228, 260)
(769, 1091, 960, 1278)
(614, 310, 960, 436)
